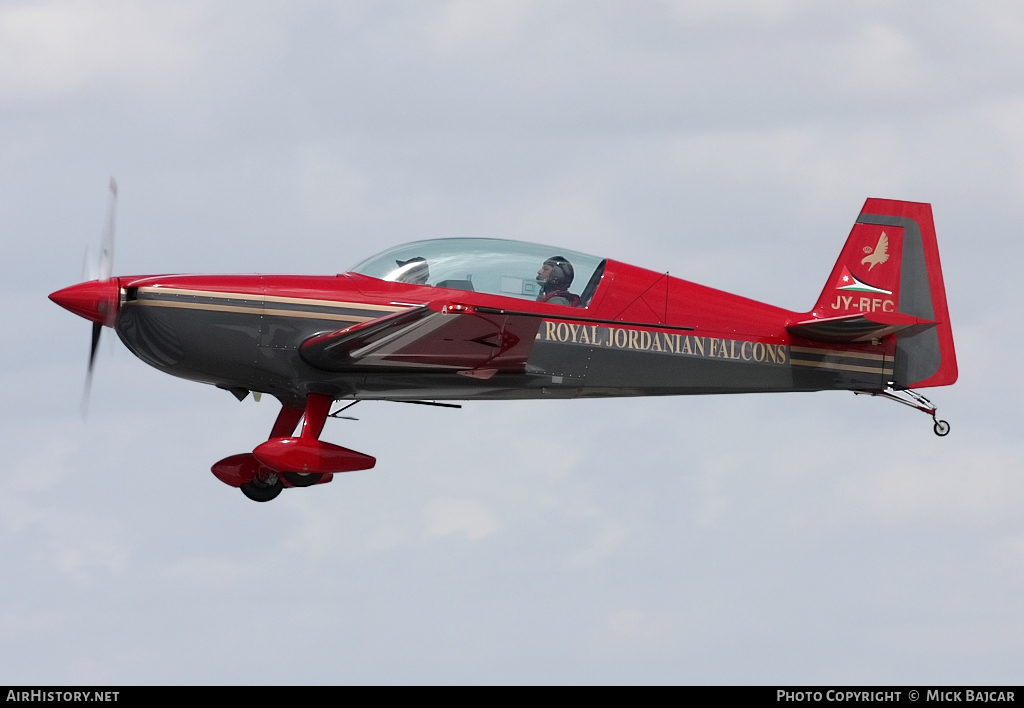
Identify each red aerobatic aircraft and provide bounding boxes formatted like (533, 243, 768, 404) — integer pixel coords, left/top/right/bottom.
(51, 187, 957, 502)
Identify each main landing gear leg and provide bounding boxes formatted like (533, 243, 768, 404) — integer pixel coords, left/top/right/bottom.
(854, 388, 951, 437)
(238, 402, 304, 501)
(269, 403, 305, 439)
(240, 393, 373, 500)
(278, 394, 331, 488)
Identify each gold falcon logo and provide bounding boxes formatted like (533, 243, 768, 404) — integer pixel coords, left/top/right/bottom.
(861, 232, 889, 271)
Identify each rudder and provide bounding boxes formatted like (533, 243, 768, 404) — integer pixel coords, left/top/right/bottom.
(809, 199, 957, 388)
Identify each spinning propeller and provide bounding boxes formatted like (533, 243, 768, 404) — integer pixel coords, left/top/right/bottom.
(50, 178, 120, 417)
(84, 178, 118, 413)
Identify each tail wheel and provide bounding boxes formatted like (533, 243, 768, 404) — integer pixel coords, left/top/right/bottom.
(240, 470, 283, 502)
(282, 471, 324, 487)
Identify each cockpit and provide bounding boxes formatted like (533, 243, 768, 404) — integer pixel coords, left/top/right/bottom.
(349, 238, 607, 307)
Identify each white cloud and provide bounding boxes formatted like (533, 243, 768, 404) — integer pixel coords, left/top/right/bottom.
(603, 607, 674, 649)
(866, 447, 1024, 521)
(294, 147, 370, 228)
(279, 492, 417, 558)
(428, 0, 534, 53)
(5, 428, 87, 495)
(425, 497, 500, 540)
(839, 24, 922, 95)
(987, 98, 1024, 196)
(668, 0, 808, 25)
(65, 656, 117, 686)
(0, 0, 204, 103)
(156, 557, 258, 592)
(1005, 536, 1024, 558)
(515, 182, 624, 256)
(669, 126, 911, 208)
(0, 497, 132, 582)
(570, 520, 626, 565)
(0, 611, 63, 637)
(1, 431, 132, 583)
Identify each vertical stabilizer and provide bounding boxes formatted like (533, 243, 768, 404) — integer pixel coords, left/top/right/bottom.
(809, 199, 957, 388)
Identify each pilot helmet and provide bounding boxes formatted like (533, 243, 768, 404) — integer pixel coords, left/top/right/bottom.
(539, 256, 574, 293)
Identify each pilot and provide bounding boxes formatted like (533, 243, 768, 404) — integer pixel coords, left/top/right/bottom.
(536, 256, 580, 306)
(393, 257, 430, 285)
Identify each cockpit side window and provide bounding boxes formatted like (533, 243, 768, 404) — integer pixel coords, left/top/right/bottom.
(579, 259, 607, 307)
(349, 238, 604, 305)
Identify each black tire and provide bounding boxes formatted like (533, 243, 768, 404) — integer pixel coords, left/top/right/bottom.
(282, 471, 324, 488)
(240, 475, 283, 502)
(933, 419, 951, 437)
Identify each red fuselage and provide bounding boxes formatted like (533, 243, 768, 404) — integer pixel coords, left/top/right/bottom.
(54, 258, 892, 411)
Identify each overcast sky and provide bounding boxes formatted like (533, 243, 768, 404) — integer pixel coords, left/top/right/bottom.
(2, 0, 1023, 685)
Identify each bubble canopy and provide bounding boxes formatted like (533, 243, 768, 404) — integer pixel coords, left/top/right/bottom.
(348, 238, 605, 305)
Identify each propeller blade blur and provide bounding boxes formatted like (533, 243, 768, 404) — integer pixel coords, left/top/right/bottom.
(81, 322, 102, 418)
(72, 179, 119, 419)
(99, 177, 117, 282)
(81, 245, 92, 282)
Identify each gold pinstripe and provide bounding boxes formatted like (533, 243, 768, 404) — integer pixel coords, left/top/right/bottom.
(789, 345, 886, 361)
(791, 359, 893, 375)
(136, 286, 404, 312)
(133, 299, 371, 323)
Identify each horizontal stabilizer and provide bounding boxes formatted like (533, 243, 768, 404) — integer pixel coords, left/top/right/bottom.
(787, 312, 936, 344)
